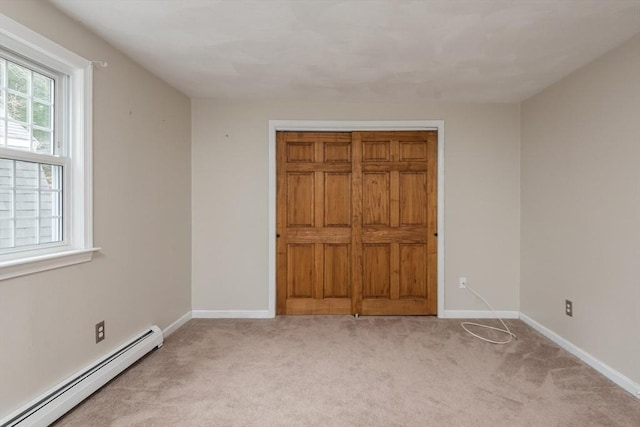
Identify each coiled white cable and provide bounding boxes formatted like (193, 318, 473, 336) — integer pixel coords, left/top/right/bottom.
(461, 285, 517, 345)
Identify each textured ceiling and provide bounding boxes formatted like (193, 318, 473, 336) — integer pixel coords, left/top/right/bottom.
(50, 0, 640, 103)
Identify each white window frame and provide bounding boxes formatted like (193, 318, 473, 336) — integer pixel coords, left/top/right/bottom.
(0, 14, 99, 280)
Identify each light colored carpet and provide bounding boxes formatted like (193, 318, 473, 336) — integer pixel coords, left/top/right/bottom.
(53, 317, 639, 426)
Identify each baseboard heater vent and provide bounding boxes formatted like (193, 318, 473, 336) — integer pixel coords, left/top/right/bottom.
(1, 325, 163, 427)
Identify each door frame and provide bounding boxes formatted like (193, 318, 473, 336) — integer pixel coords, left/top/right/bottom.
(268, 120, 445, 318)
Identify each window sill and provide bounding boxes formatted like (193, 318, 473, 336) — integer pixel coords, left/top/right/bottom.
(0, 247, 101, 281)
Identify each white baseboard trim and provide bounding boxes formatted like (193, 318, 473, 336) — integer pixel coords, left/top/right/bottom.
(162, 312, 192, 337)
(519, 312, 640, 399)
(0, 326, 162, 427)
(192, 310, 273, 319)
(442, 310, 520, 319)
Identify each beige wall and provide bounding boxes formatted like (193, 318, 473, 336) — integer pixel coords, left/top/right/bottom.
(521, 35, 640, 384)
(0, 0, 192, 417)
(192, 100, 521, 313)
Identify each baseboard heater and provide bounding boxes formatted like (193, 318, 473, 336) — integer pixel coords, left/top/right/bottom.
(0, 325, 163, 427)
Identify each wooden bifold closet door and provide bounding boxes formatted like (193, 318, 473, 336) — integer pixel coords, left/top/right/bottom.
(276, 130, 437, 316)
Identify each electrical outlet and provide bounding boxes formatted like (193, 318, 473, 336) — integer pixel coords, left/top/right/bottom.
(565, 300, 573, 317)
(95, 321, 105, 343)
(459, 277, 467, 288)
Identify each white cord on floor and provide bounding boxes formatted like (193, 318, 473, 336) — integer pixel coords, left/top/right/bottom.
(461, 285, 517, 345)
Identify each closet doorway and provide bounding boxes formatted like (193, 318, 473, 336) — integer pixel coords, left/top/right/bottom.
(276, 130, 437, 315)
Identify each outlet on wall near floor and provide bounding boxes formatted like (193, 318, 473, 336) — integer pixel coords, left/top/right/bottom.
(459, 277, 467, 288)
(565, 300, 573, 317)
(95, 321, 105, 343)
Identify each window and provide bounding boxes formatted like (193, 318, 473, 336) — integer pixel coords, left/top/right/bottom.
(0, 14, 97, 280)
(1, 55, 64, 251)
